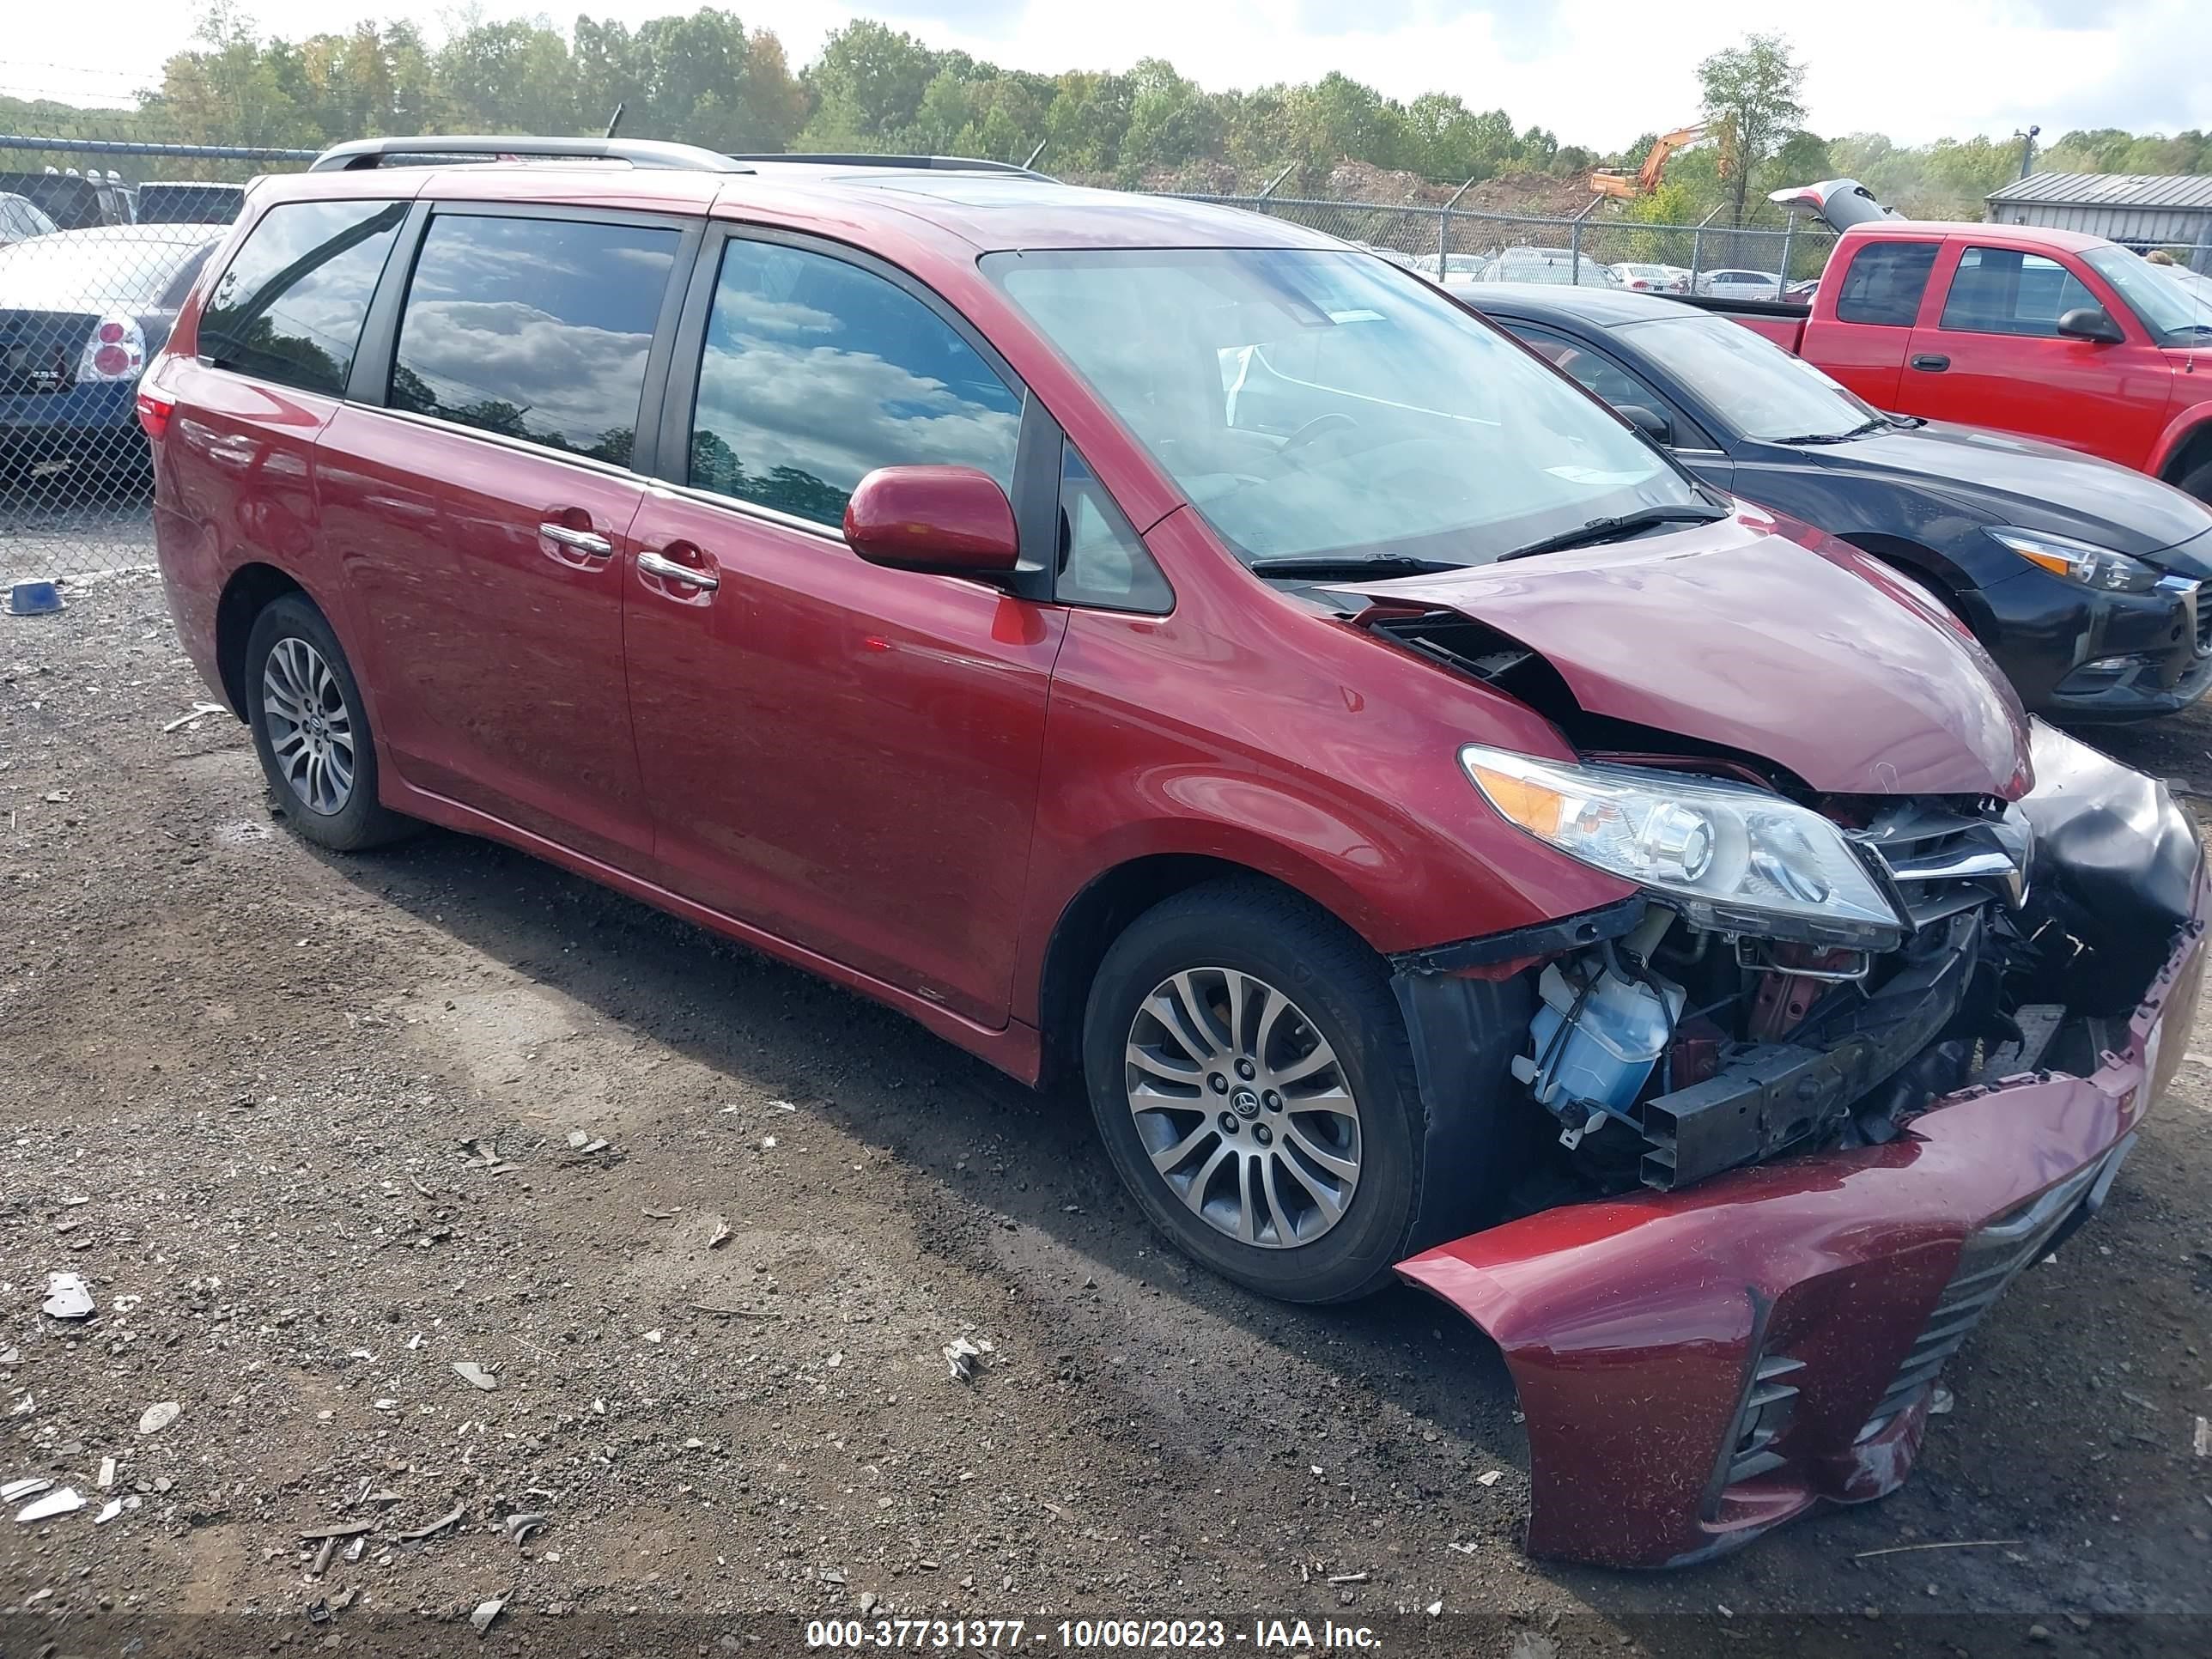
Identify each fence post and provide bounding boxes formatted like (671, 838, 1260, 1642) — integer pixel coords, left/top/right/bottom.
(1569, 217, 1583, 284)
(1778, 217, 1795, 289)
(1690, 205, 1722, 287)
(1437, 177, 1478, 279)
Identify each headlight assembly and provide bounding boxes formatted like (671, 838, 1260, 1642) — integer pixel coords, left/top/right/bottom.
(1459, 744, 1906, 948)
(1990, 527, 2160, 594)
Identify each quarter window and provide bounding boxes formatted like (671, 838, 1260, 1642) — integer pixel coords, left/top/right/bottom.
(688, 238, 1023, 529)
(389, 214, 680, 465)
(1057, 445, 1172, 613)
(198, 199, 406, 395)
(1834, 240, 1938, 327)
(1939, 247, 2097, 337)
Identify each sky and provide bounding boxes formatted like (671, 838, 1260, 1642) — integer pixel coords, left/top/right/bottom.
(7, 0, 2209, 152)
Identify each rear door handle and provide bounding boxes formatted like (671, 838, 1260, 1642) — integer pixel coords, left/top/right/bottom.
(539, 521, 613, 556)
(638, 549, 720, 591)
(1909, 354, 1950, 372)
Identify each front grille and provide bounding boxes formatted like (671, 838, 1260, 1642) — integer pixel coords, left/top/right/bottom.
(1721, 1354, 1806, 1485)
(0, 309, 96, 396)
(1856, 1151, 2112, 1439)
(1850, 797, 2024, 929)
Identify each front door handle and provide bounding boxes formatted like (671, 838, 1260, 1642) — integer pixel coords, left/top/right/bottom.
(1909, 353, 1950, 372)
(638, 549, 720, 591)
(539, 521, 613, 556)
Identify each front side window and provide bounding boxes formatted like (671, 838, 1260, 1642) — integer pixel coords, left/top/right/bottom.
(1834, 240, 1938, 327)
(1939, 247, 2097, 337)
(688, 238, 1023, 528)
(984, 246, 1693, 568)
(1057, 445, 1172, 613)
(1510, 326, 1667, 416)
(2081, 244, 2212, 343)
(199, 200, 404, 395)
(390, 214, 679, 465)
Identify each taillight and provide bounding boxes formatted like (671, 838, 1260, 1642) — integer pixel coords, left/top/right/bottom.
(136, 390, 173, 441)
(76, 315, 147, 384)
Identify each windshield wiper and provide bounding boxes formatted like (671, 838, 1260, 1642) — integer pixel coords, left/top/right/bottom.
(1494, 504, 1729, 563)
(1248, 554, 1467, 579)
(1773, 416, 1890, 445)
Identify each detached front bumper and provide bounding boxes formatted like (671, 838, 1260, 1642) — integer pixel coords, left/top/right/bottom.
(1395, 735, 2209, 1570)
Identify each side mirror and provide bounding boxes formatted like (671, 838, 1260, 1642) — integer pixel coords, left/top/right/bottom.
(1615, 402, 1675, 446)
(843, 465, 1021, 576)
(2056, 306, 2124, 344)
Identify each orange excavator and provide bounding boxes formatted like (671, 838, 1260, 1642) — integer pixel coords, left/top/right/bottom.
(1589, 124, 1717, 199)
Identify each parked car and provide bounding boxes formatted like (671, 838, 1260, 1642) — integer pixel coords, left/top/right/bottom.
(1695, 266, 1786, 298)
(1607, 260, 1688, 294)
(143, 137, 2205, 1571)
(1695, 186, 2212, 501)
(0, 222, 220, 482)
(1475, 282, 2212, 720)
(0, 191, 60, 248)
(0, 169, 132, 229)
(1474, 245, 1615, 286)
(133, 180, 247, 226)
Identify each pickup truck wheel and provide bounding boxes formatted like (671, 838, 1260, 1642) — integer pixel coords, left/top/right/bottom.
(1082, 879, 1425, 1304)
(244, 595, 413, 852)
(2178, 457, 2212, 507)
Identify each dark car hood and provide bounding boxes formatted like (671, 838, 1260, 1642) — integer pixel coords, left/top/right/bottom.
(1805, 422, 2212, 566)
(1339, 514, 2033, 798)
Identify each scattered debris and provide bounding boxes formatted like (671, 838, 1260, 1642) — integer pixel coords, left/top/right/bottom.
(15, 1486, 84, 1522)
(392, 1505, 465, 1542)
(470, 1595, 507, 1636)
(2197, 1416, 2210, 1459)
(1475, 1469, 1504, 1487)
(502, 1511, 548, 1544)
(298, 1521, 378, 1540)
(1, 1479, 54, 1502)
(41, 1271, 95, 1320)
(858, 1592, 880, 1616)
(97, 1456, 115, 1488)
(94, 1498, 123, 1525)
(707, 1219, 731, 1249)
(642, 1207, 678, 1220)
(944, 1336, 986, 1382)
(453, 1363, 499, 1392)
(1425, 1600, 1443, 1617)
(1929, 1385, 1954, 1417)
(309, 1535, 337, 1577)
(1325, 1571, 1369, 1584)
(161, 702, 225, 732)
(642, 1328, 664, 1344)
(827, 1352, 843, 1369)
(1850, 1539, 2021, 1560)
(0, 1348, 18, 1366)
(138, 1401, 181, 1434)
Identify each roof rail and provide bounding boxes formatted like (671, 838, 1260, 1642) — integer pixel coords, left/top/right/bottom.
(308, 136, 754, 173)
(727, 153, 1049, 179)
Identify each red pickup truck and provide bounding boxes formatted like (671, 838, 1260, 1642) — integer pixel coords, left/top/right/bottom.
(1705, 185, 2212, 501)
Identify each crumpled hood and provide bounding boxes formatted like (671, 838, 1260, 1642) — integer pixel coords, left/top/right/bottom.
(1340, 514, 2033, 797)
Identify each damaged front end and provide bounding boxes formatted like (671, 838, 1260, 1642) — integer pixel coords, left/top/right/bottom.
(1392, 722, 2207, 1568)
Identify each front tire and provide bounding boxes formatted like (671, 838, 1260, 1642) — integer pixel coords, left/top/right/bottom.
(243, 593, 412, 852)
(1082, 879, 1427, 1304)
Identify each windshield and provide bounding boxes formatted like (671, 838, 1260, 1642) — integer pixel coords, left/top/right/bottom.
(2082, 246, 2212, 342)
(1621, 310, 1882, 442)
(0, 233, 211, 310)
(981, 246, 1694, 567)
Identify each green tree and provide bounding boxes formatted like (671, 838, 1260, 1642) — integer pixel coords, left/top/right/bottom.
(1697, 32, 1807, 224)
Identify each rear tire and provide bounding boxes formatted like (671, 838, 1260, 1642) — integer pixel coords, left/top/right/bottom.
(1082, 878, 1430, 1304)
(243, 594, 413, 852)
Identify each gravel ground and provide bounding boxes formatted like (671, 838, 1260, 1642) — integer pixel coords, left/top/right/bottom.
(3, 571, 2210, 1658)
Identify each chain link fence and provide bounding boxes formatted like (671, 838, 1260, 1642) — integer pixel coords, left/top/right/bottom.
(0, 119, 1834, 589)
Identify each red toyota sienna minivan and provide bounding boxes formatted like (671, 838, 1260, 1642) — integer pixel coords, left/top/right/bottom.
(148, 137, 2205, 1565)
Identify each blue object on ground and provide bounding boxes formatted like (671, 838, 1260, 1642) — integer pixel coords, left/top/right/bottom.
(7, 580, 65, 616)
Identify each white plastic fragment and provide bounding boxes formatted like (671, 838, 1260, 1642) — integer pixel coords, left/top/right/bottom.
(15, 1486, 84, 1522)
(138, 1401, 181, 1435)
(453, 1363, 499, 1392)
(41, 1272, 94, 1320)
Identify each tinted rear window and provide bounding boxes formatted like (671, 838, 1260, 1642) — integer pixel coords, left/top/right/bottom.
(137, 185, 246, 225)
(199, 200, 405, 396)
(389, 214, 679, 465)
(1834, 240, 1938, 326)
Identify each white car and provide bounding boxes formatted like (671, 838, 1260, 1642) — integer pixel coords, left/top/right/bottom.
(1475, 246, 1618, 287)
(1695, 267, 1786, 299)
(1607, 261, 1690, 294)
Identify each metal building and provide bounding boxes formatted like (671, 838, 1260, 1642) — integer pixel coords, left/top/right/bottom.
(1985, 172, 2212, 270)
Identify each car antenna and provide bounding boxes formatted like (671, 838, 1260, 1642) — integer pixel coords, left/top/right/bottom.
(1022, 137, 1047, 170)
(605, 102, 625, 139)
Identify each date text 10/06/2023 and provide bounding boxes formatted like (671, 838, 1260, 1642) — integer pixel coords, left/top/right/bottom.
(805, 1618, 1385, 1650)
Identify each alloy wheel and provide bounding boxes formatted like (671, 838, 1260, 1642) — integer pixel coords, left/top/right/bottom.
(261, 636, 356, 816)
(1122, 966, 1362, 1248)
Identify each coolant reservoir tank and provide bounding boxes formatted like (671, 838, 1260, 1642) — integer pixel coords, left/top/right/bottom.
(1513, 961, 1686, 1123)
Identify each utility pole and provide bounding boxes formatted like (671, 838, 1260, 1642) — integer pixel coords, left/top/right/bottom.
(2014, 124, 2039, 180)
